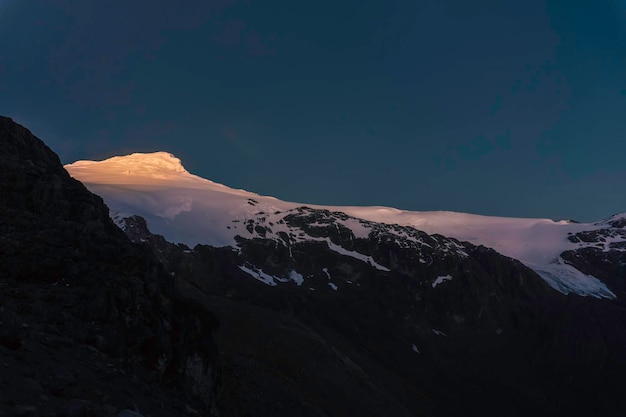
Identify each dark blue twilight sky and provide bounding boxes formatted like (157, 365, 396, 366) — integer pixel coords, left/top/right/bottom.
(1, 0, 625, 221)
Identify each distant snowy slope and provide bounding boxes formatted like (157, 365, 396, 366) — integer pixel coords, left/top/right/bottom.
(340, 208, 623, 298)
(65, 152, 624, 298)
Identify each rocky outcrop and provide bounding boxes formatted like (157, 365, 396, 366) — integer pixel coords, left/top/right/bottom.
(0, 116, 219, 416)
(561, 220, 626, 297)
(5, 114, 626, 417)
(121, 205, 626, 416)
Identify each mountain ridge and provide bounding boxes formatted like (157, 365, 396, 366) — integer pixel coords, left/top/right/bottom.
(3, 118, 626, 416)
(65, 151, 624, 299)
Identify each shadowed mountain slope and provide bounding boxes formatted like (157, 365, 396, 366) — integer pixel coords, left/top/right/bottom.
(0, 116, 219, 416)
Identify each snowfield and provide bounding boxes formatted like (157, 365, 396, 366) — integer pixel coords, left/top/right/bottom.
(65, 152, 624, 299)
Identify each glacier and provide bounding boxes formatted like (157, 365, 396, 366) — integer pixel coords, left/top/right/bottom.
(65, 151, 624, 299)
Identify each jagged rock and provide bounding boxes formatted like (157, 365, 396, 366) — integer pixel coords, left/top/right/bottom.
(561, 222, 626, 298)
(0, 116, 220, 416)
(4, 114, 626, 417)
(120, 203, 626, 417)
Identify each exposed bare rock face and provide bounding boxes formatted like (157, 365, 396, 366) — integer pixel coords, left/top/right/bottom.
(3, 115, 626, 417)
(561, 221, 626, 297)
(122, 205, 626, 417)
(0, 116, 219, 416)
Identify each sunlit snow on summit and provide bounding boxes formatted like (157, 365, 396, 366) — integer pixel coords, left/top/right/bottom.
(65, 152, 624, 299)
(66, 152, 190, 183)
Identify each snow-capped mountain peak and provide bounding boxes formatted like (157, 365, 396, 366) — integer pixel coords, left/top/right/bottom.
(64, 152, 623, 299)
(67, 152, 188, 181)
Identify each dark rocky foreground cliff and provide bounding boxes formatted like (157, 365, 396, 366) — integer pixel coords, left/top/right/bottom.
(0, 116, 219, 416)
(2, 116, 626, 417)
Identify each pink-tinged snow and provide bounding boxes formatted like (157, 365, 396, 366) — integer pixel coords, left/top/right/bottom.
(67, 152, 298, 247)
(322, 268, 331, 280)
(338, 208, 619, 298)
(65, 152, 624, 299)
(238, 265, 278, 286)
(432, 275, 453, 288)
(238, 265, 304, 287)
(325, 240, 390, 271)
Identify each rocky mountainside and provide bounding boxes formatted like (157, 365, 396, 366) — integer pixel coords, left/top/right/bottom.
(2, 116, 626, 417)
(120, 204, 626, 416)
(561, 215, 626, 297)
(0, 116, 219, 416)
